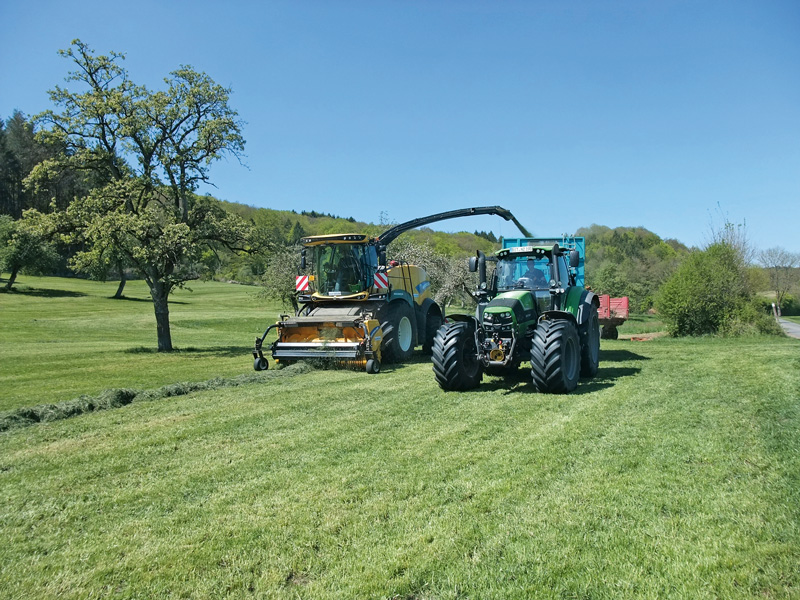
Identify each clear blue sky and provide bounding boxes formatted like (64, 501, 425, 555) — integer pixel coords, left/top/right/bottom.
(2, 0, 799, 253)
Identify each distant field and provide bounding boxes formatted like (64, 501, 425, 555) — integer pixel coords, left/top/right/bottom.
(0, 276, 282, 412)
(783, 315, 800, 325)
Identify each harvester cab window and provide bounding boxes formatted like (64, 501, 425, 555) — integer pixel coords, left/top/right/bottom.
(313, 243, 369, 295)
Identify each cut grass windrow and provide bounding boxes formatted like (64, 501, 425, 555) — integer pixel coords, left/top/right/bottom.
(0, 363, 314, 432)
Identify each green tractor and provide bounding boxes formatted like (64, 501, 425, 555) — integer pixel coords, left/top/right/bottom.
(431, 237, 600, 393)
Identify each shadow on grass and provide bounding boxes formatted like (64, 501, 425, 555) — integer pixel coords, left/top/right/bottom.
(111, 296, 188, 304)
(0, 286, 87, 298)
(573, 366, 642, 394)
(124, 345, 248, 358)
(600, 349, 650, 362)
(474, 364, 643, 395)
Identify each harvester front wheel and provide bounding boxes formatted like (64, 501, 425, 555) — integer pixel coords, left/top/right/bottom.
(366, 359, 381, 374)
(579, 307, 600, 377)
(254, 357, 269, 371)
(431, 321, 483, 391)
(381, 302, 415, 363)
(530, 319, 580, 393)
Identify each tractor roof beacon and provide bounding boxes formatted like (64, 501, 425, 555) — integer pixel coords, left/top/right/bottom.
(253, 206, 531, 374)
(431, 236, 601, 393)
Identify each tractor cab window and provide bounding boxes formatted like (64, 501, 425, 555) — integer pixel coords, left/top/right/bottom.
(555, 255, 570, 287)
(312, 243, 371, 295)
(496, 257, 550, 291)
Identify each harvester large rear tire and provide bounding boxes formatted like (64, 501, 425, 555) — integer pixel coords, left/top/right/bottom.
(431, 322, 483, 391)
(530, 319, 580, 393)
(381, 302, 415, 363)
(579, 307, 600, 378)
(422, 312, 443, 354)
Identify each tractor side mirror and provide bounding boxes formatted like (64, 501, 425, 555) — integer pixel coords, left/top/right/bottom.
(569, 250, 580, 268)
(468, 256, 478, 272)
(300, 248, 306, 270)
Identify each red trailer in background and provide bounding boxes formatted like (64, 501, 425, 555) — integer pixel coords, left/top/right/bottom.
(598, 295, 629, 339)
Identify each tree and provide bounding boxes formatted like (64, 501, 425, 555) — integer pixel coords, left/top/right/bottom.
(0, 215, 59, 289)
(706, 204, 755, 265)
(577, 224, 688, 311)
(758, 247, 800, 313)
(1, 111, 88, 218)
(654, 243, 777, 337)
(29, 40, 251, 351)
(259, 244, 302, 313)
(387, 238, 475, 307)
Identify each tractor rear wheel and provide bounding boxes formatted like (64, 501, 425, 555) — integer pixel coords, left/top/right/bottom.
(432, 321, 483, 391)
(530, 319, 580, 393)
(381, 302, 415, 363)
(580, 307, 600, 377)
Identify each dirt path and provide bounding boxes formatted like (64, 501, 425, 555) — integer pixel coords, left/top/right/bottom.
(778, 319, 800, 340)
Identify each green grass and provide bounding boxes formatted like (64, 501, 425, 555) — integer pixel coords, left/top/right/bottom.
(783, 315, 800, 325)
(617, 313, 665, 335)
(0, 276, 282, 412)
(1, 277, 799, 597)
(2, 344, 799, 594)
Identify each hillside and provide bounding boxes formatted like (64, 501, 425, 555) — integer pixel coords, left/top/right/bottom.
(222, 201, 502, 257)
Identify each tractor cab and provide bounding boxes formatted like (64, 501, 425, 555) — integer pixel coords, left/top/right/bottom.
(300, 234, 380, 299)
(494, 245, 579, 292)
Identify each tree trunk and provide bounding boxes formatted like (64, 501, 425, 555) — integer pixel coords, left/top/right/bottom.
(113, 261, 127, 299)
(5, 267, 19, 290)
(150, 281, 173, 352)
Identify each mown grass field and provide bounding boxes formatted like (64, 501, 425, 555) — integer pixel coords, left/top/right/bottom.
(1, 276, 278, 413)
(1, 277, 799, 598)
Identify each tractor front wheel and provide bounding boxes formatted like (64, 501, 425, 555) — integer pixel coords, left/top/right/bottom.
(431, 321, 483, 391)
(530, 319, 580, 393)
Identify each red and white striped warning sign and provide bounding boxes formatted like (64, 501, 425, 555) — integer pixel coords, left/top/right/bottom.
(373, 272, 389, 289)
(296, 275, 309, 291)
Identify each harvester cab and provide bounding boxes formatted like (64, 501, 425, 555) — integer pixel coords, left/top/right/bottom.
(299, 234, 378, 300)
(253, 206, 531, 374)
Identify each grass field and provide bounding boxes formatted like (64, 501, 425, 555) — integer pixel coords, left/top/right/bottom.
(0, 276, 280, 413)
(1, 277, 799, 598)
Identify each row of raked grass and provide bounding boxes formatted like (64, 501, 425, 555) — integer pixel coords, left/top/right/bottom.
(1, 335, 798, 597)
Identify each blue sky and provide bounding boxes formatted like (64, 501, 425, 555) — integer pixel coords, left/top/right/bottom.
(2, 0, 799, 254)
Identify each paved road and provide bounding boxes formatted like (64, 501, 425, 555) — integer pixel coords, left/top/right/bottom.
(778, 319, 800, 339)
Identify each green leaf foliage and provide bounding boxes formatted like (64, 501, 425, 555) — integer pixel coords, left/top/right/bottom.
(0, 214, 60, 289)
(655, 243, 780, 336)
(577, 224, 690, 311)
(25, 40, 252, 351)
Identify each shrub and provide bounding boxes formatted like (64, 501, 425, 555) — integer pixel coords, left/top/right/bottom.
(655, 243, 761, 336)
